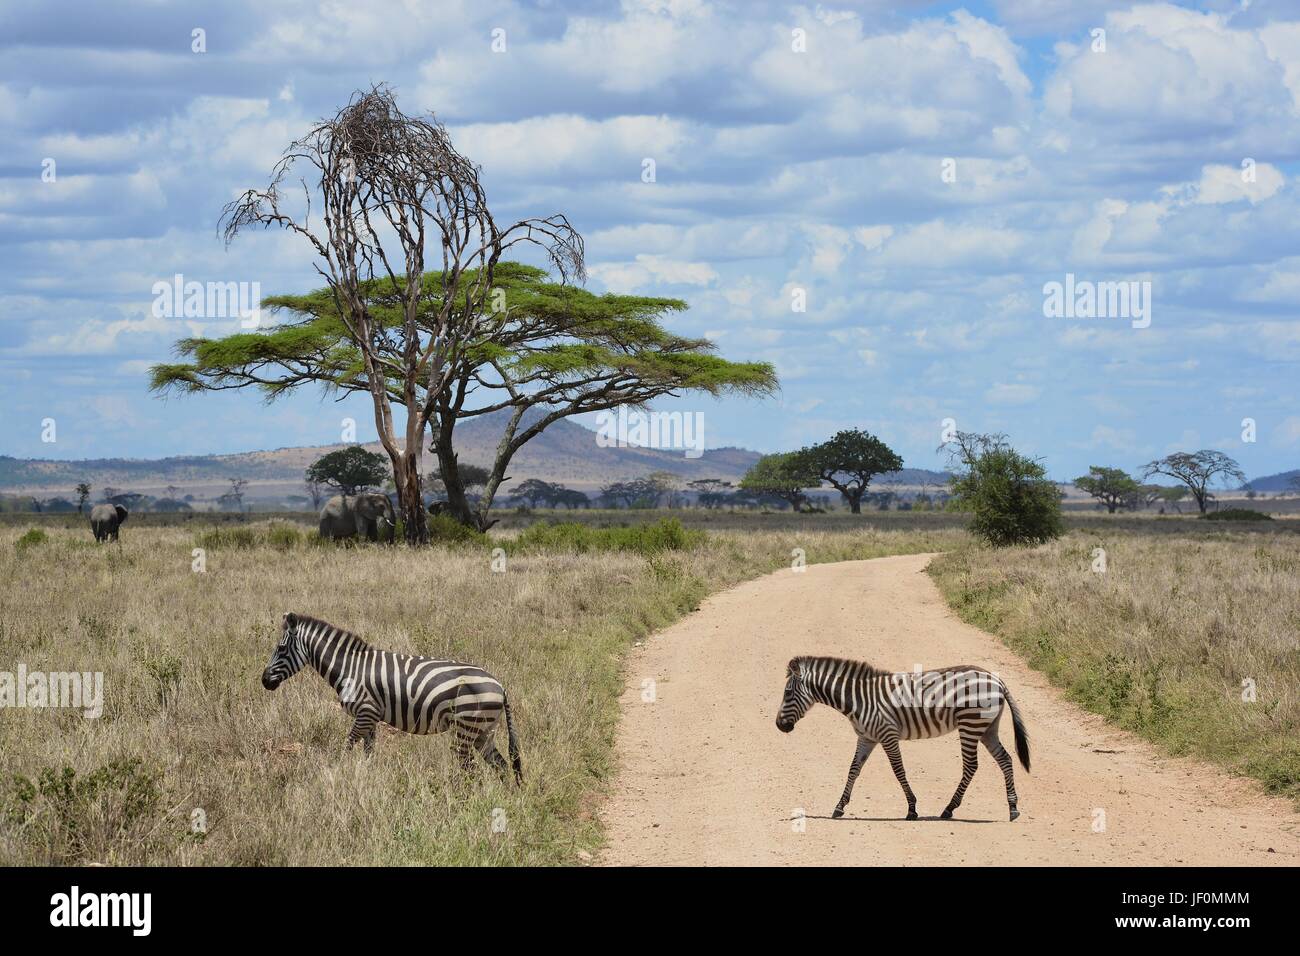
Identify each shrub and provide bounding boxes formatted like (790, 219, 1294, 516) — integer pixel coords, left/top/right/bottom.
(1, 758, 167, 864)
(1202, 508, 1272, 521)
(511, 518, 705, 556)
(425, 513, 488, 546)
(15, 528, 48, 552)
(950, 442, 1063, 547)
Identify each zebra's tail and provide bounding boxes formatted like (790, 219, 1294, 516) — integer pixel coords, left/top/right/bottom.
(502, 693, 523, 785)
(1004, 684, 1031, 772)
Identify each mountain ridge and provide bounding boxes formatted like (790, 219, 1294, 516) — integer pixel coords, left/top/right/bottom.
(0, 411, 953, 499)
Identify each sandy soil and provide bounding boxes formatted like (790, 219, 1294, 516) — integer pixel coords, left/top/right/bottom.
(599, 554, 1300, 866)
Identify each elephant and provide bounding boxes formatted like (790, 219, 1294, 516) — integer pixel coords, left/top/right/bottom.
(319, 493, 395, 543)
(90, 504, 129, 542)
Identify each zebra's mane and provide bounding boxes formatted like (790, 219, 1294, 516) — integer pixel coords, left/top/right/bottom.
(792, 655, 890, 678)
(291, 613, 371, 648)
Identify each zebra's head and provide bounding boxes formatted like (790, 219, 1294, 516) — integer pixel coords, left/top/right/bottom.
(776, 658, 813, 733)
(262, 612, 305, 691)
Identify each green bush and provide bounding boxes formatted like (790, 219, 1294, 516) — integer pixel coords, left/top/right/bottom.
(511, 518, 705, 556)
(1202, 508, 1272, 521)
(425, 513, 488, 546)
(15, 528, 48, 552)
(2, 758, 167, 864)
(951, 444, 1063, 547)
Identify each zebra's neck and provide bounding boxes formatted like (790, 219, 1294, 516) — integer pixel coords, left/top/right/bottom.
(806, 660, 872, 718)
(302, 621, 374, 692)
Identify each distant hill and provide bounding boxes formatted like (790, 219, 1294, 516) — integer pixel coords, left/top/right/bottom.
(1243, 469, 1300, 492)
(0, 411, 950, 502)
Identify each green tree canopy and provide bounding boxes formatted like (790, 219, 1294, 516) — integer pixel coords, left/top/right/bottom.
(1074, 465, 1140, 514)
(946, 432, 1062, 547)
(306, 446, 389, 496)
(153, 263, 776, 531)
(796, 429, 903, 514)
(739, 452, 821, 512)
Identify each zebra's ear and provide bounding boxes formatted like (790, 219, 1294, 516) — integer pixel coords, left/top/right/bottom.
(283, 612, 297, 626)
(787, 658, 800, 676)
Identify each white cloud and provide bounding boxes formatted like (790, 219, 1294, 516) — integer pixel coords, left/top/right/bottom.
(985, 383, 1041, 405)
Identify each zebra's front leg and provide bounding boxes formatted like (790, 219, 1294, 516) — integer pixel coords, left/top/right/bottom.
(880, 734, 918, 820)
(347, 714, 378, 755)
(941, 727, 980, 820)
(832, 737, 875, 819)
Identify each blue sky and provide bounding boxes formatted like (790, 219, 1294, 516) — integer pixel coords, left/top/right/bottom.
(2, 0, 1299, 481)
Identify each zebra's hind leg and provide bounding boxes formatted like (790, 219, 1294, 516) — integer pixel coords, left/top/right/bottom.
(347, 714, 377, 755)
(833, 737, 875, 819)
(476, 735, 514, 784)
(940, 725, 981, 820)
(982, 722, 1021, 821)
(452, 737, 478, 776)
(880, 735, 919, 820)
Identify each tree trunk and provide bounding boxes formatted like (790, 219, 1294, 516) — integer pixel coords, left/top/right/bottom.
(391, 453, 427, 545)
(848, 495, 862, 514)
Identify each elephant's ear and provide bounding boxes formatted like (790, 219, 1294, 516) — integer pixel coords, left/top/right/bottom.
(116, 505, 128, 522)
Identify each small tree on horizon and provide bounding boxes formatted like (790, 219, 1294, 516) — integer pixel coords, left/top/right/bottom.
(739, 452, 821, 512)
(1142, 451, 1245, 514)
(1074, 466, 1140, 514)
(797, 428, 903, 514)
(75, 482, 91, 514)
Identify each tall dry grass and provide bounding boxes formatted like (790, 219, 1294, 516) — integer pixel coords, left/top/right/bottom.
(929, 529, 1300, 803)
(0, 519, 961, 865)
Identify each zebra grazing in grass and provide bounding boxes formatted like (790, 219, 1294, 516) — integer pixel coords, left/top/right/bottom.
(775, 656, 1029, 821)
(261, 612, 521, 783)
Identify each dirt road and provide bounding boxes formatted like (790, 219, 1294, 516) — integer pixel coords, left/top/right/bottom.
(599, 554, 1299, 865)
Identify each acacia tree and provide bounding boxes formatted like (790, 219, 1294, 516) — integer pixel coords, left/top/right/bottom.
(158, 257, 775, 531)
(306, 446, 388, 496)
(1074, 465, 1140, 513)
(1142, 451, 1245, 514)
(422, 266, 774, 527)
(150, 86, 583, 543)
(739, 452, 821, 512)
(510, 478, 560, 508)
(75, 482, 91, 514)
(796, 428, 902, 514)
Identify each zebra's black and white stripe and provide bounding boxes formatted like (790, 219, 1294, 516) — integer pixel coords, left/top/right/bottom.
(775, 656, 1029, 821)
(261, 612, 521, 782)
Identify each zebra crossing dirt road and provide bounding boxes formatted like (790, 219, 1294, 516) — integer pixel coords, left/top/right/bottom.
(599, 553, 1300, 866)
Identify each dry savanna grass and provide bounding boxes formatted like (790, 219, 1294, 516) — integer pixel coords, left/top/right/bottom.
(929, 528, 1300, 804)
(0, 518, 962, 865)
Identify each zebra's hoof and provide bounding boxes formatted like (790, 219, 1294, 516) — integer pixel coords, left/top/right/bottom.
(940, 808, 954, 820)
(1009, 809, 1020, 822)
(905, 810, 918, 821)
(832, 807, 844, 819)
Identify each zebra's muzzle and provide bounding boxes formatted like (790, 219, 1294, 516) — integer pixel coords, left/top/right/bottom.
(776, 718, 794, 733)
(261, 670, 282, 691)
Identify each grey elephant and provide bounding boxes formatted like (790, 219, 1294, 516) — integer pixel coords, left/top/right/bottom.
(90, 504, 129, 542)
(319, 493, 395, 543)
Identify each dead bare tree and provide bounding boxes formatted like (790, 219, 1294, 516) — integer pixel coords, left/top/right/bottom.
(215, 85, 583, 543)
